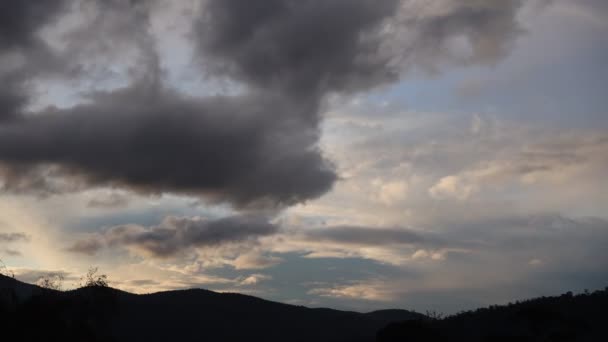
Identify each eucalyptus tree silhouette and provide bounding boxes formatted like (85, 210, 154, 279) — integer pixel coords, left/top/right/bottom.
(37, 274, 64, 291)
(80, 267, 109, 288)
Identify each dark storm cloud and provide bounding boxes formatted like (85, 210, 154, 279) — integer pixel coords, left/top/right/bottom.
(195, 0, 401, 97)
(0, 87, 336, 207)
(0, 0, 158, 119)
(68, 215, 279, 257)
(0, 0, 529, 208)
(0, 77, 27, 122)
(0, 0, 68, 121)
(0, 0, 68, 49)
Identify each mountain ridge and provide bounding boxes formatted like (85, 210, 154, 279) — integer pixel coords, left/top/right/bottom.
(4, 274, 607, 341)
(0, 274, 424, 342)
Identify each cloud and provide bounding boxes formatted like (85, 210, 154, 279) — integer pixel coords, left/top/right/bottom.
(12, 268, 72, 285)
(393, 0, 525, 70)
(195, 0, 401, 96)
(412, 249, 445, 261)
(0, 75, 26, 122)
(3, 249, 22, 257)
(257, 224, 455, 266)
(303, 225, 443, 247)
(128, 279, 160, 287)
(68, 215, 279, 258)
(0, 87, 337, 207)
(373, 179, 409, 205)
(316, 102, 608, 229)
(0, 0, 69, 121)
(0, 232, 29, 243)
(239, 274, 272, 286)
(65, 237, 104, 256)
(87, 192, 130, 209)
(428, 133, 608, 201)
(195, 0, 527, 93)
(233, 252, 283, 270)
(308, 280, 395, 301)
(429, 175, 477, 200)
(297, 213, 608, 311)
(0, 0, 532, 209)
(0, 1, 69, 50)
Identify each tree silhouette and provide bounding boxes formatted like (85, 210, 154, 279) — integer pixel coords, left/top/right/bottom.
(37, 274, 65, 291)
(80, 267, 109, 287)
(0, 258, 14, 278)
(425, 309, 445, 321)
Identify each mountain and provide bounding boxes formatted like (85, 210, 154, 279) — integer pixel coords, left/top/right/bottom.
(0, 274, 423, 342)
(0, 272, 43, 300)
(5, 274, 606, 341)
(378, 287, 608, 341)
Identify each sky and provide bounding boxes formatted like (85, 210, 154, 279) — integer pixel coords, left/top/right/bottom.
(0, 0, 607, 314)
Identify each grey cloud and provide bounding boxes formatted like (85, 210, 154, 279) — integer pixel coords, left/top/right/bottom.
(0, 77, 27, 122)
(128, 279, 160, 286)
(282, 214, 608, 271)
(303, 225, 445, 247)
(0, 164, 84, 197)
(0, 232, 29, 243)
(440, 214, 608, 300)
(0, 0, 69, 121)
(68, 215, 279, 257)
(443, 214, 608, 253)
(395, 0, 525, 71)
(0, 87, 336, 207)
(3, 249, 22, 256)
(13, 269, 72, 284)
(195, 0, 401, 97)
(0, 0, 345, 207)
(65, 237, 104, 256)
(292, 214, 608, 313)
(60, 0, 161, 81)
(0, 0, 531, 209)
(575, 0, 608, 13)
(196, 0, 528, 94)
(234, 252, 283, 270)
(0, 0, 68, 50)
(87, 193, 130, 209)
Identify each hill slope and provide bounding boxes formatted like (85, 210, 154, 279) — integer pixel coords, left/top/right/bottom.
(0, 274, 423, 342)
(378, 288, 608, 341)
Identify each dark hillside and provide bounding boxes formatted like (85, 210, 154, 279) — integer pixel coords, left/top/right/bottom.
(0, 274, 419, 342)
(378, 288, 608, 341)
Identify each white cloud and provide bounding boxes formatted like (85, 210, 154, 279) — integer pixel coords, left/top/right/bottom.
(373, 179, 409, 205)
(239, 274, 272, 286)
(412, 249, 446, 261)
(429, 175, 477, 200)
(309, 281, 395, 302)
(233, 252, 283, 270)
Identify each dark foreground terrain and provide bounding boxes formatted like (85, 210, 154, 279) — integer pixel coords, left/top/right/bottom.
(378, 288, 608, 342)
(0, 274, 422, 342)
(2, 274, 607, 341)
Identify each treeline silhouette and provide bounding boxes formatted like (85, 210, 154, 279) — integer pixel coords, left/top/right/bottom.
(378, 288, 608, 341)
